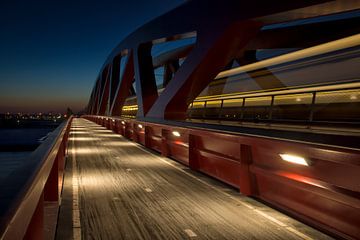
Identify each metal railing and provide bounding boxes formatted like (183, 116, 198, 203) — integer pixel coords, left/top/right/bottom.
(84, 114, 360, 239)
(0, 117, 73, 240)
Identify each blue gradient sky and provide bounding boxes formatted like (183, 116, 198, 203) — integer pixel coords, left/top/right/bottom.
(0, 0, 183, 113)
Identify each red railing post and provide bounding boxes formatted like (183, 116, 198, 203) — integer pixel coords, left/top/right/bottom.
(44, 156, 59, 201)
(144, 126, 151, 148)
(122, 120, 127, 136)
(58, 142, 65, 194)
(161, 129, 169, 157)
(132, 122, 138, 142)
(239, 144, 257, 196)
(24, 192, 44, 240)
(188, 134, 200, 170)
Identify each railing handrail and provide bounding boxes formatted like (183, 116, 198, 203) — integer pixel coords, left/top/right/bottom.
(0, 117, 72, 239)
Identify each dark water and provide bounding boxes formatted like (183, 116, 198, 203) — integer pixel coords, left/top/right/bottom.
(0, 126, 58, 178)
(0, 152, 31, 179)
(0, 128, 55, 151)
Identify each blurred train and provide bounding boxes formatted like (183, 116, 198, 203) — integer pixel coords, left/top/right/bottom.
(121, 33, 360, 130)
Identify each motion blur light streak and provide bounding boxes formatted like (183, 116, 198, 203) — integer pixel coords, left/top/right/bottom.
(281, 172, 326, 189)
(216, 33, 360, 80)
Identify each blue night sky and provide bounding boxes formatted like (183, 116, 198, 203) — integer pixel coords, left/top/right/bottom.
(0, 0, 183, 113)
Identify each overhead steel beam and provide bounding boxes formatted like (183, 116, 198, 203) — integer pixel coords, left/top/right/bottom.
(88, 0, 360, 120)
(110, 52, 135, 116)
(134, 42, 158, 117)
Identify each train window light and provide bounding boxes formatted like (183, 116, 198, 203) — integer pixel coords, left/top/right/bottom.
(206, 100, 222, 108)
(192, 101, 205, 108)
(279, 154, 309, 166)
(222, 98, 243, 107)
(274, 93, 312, 105)
(316, 89, 360, 104)
(244, 96, 272, 107)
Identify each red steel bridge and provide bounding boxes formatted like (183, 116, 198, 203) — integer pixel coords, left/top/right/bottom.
(1, 1, 360, 239)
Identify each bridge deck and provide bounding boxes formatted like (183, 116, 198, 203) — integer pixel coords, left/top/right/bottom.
(56, 118, 332, 240)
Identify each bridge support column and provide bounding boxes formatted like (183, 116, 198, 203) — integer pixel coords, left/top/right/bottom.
(147, 21, 262, 120)
(134, 42, 158, 117)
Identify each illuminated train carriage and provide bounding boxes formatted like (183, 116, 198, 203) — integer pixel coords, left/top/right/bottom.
(121, 13, 360, 132)
(188, 41, 360, 128)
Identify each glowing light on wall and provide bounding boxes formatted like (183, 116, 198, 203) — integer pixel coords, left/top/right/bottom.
(138, 124, 143, 129)
(172, 131, 181, 137)
(121, 121, 125, 125)
(279, 153, 309, 166)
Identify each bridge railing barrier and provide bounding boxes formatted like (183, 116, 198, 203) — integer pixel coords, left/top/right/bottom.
(0, 117, 73, 240)
(84, 115, 360, 239)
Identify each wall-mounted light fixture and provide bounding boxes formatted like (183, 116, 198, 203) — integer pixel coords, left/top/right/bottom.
(172, 131, 181, 137)
(121, 121, 125, 125)
(138, 124, 143, 129)
(279, 153, 309, 166)
(112, 119, 115, 122)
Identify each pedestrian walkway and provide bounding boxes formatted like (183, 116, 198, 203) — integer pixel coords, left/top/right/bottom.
(56, 118, 332, 240)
